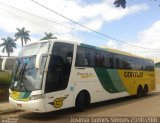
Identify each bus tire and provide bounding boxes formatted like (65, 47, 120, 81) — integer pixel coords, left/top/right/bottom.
(137, 85, 143, 98)
(143, 85, 148, 97)
(75, 92, 85, 112)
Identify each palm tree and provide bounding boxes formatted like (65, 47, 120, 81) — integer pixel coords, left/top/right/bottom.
(114, 0, 160, 8)
(114, 0, 126, 8)
(40, 32, 57, 41)
(0, 37, 16, 57)
(15, 27, 31, 47)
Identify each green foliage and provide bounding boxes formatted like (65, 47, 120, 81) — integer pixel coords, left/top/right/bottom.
(114, 0, 160, 8)
(0, 37, 16, 57)
(15, 27, 31, 47)
(40, 32, 57, 41)
(114, 0, 126, 9)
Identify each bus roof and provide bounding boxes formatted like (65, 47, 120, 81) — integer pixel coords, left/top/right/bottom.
(24, 39, 153, 61)
(80, 43, 152, 60)
(25, 39, 80, 46)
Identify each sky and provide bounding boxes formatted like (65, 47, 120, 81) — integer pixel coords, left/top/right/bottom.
(0, 0, 160, 61)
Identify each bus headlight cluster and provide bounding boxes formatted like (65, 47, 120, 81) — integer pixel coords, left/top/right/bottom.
(29, 94, 44, 100)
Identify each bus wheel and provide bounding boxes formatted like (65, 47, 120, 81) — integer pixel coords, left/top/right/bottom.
(143, 85, 148, 97)
(75, 92, 85, 112)
(137, 85, 143, 98)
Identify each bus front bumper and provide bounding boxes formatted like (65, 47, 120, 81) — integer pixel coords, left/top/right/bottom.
(9, 97, 46, 112)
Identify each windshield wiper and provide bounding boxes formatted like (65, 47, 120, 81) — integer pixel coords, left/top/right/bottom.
(11, 59, 29, 91)
(10, 60, 20, 90)
(19, 63, 28, 91)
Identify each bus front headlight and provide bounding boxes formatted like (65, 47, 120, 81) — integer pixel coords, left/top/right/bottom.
(29, 94, 44, 100)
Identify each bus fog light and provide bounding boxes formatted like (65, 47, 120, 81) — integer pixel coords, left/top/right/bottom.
(29, 94, 44, 100)
(17, 104, 22, 107)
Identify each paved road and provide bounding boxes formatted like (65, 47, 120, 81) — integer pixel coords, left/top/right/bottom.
(1, 89, 160, 123)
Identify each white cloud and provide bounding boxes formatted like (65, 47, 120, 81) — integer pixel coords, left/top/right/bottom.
(0, 0, 149, 33)
(57, 33, 82, 43)
(135, 20, 160, 59)
(104, 20, 160, 59)
(101, 4, 148, 21)
(0, 0, 149, 56)
(137, 21, 160, 49)
(83, 19, 103, 31)
(105, 40, 119, 49)
(75, 3, 148, 30)
(104, 40, 137, 55)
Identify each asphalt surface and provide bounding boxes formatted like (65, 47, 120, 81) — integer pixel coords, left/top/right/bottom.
(1, 91, 160, 123)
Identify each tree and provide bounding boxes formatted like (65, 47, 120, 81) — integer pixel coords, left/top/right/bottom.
(114, 0, 160, 9)
(15, 27, 31, 47)
(0, 37, 16, 57)
(40, 32, 57, 41)
(114, 0, 126, 9)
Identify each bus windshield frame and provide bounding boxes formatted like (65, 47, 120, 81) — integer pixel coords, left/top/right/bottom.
(10, 41, 50, 92)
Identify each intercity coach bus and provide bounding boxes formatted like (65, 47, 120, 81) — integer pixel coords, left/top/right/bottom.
(9, 39, 155, 112)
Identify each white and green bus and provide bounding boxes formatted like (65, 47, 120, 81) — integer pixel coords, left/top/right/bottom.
(9, 39, 155, 112)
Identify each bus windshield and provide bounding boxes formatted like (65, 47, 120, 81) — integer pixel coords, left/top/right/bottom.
(10, 42, 49, 91)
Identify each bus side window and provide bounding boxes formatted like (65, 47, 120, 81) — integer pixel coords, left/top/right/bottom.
(104, 53, 113, 68)
(95, 52, 105, 67)
(45, 42, 74, 93)
(76, 52, 85, 66)
(113, 55, 120, 69)
(148, 60, 154, 71)
(75, 46, 95, 67)
(76, 48, 84, 66)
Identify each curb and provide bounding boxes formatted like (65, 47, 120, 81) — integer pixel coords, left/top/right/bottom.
(0, 109, 21, 115)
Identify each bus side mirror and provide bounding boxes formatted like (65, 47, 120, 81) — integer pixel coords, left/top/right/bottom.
(35, 53, 49, 69)
(35, 54, 41, 69)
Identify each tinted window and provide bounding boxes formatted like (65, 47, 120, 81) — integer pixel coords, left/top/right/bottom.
(126, 57, 137, 69)
(75, 46, 154, 71)
(113, 55, 119, 68)
(113, 54, 126, 69)
(147, 60, 154, 71)
(76, 47, 95, 67)
(135, 58, 141, 70)
(45, 42, 74, 93)
(104, 53, 113, 68)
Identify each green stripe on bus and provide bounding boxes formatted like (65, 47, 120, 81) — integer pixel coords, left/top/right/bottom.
(94, 68, 119, 93)
(107, 69, 126, 92)
(80, 43, 97, 49)
(80, 43, 109, 52)
(19, 91, 31, 99)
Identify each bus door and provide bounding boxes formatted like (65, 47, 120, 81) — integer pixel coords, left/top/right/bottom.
(44, 42, 74, 112)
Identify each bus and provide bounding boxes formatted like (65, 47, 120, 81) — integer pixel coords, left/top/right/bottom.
(0, 57, 16, 85)
(9, 39, 155, 112)
(0, 57, 16, 99)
